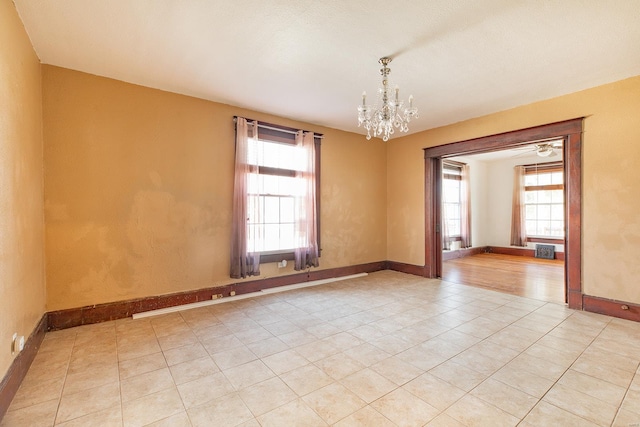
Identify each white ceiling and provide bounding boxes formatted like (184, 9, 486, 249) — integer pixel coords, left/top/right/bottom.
(14, 0, 640, 138)
(451, 144, 564, 163)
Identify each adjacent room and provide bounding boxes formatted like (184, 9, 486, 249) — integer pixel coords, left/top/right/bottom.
(440, 145, 566, 303)
(2, 1, 640, 426)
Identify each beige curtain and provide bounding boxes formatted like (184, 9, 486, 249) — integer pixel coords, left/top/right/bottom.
(441, 162, 453, 251)
(460, 164, 472, 248)
(440, 182, 451, 251)
(230, 118, 261, 278)
(442, 194, 451, 251)
(510, 165, 528, 246)
(294, 131, 320, 270)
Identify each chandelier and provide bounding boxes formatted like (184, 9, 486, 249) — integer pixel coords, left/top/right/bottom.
(357, 57, 418, 141)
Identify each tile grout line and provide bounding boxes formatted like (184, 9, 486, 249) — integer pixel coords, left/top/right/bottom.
(411, 300, 583, 423)
(348, 297, 548, 424)
(176, 310, 195, 426)
(52, 330, 76, 426)
(607, 351, 640, 426)
(116, 323, 125, 427)
(515, 313, 617, 426)
(413, 300, 551, 423)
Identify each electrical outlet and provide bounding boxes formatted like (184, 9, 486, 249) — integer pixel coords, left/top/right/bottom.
(230, 291, 236, 296)
(212, 294, 223, 300)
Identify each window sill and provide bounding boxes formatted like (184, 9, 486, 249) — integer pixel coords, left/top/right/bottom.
(259, 251, 295, 264)
(527, 237, 564, 244)
(258, 249, 322, 264)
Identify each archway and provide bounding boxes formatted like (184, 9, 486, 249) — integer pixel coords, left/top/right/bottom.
(423, 119, 583, 309)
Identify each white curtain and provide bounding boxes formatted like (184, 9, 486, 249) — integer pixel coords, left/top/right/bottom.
(460, 164, 472, 248)
(230, 118, 261, 278)
(442, 197, 451, 251)
(510, 165, 528, 246)
(294, 131, 320, 270)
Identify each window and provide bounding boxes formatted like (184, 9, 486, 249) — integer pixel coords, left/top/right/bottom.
(230, 118, 321, 278)
(246, 132, 313, 255)
(442, 161, 472, 249)
(523, 163, 564, 239)
(443, 163, 462, 238)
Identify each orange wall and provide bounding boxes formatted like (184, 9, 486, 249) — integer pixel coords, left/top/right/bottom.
(388, 75, 640, 305)
(43, 66, 387, 311)
(0, 2, 46, 378)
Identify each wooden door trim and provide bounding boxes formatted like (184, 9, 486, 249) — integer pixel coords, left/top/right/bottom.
(423, 118, 583, 309)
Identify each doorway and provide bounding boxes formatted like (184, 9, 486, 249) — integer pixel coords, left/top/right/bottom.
(440, 147, 566, 303)
(423, 119, 583, 309)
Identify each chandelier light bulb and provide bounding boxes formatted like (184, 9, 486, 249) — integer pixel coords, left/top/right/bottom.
(357, 57, 418, 141)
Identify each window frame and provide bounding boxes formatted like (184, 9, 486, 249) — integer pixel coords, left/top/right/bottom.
(523, 161, 564, 243)
(243, 121, 321, 264)
(442, 161, 464, 239)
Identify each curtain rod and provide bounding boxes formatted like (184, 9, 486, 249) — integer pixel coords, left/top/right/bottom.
(234, 116, 323, 138)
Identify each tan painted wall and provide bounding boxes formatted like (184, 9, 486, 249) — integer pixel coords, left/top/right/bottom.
(388, 75, 640, 304)
(0, 2, 46, 378)
(43, 66, 387, 311)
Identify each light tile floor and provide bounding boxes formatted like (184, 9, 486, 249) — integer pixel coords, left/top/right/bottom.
(2, 271, 640, 426)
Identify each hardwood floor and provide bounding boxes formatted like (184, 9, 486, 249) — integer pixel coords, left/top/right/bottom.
(442, 253, 565, 303)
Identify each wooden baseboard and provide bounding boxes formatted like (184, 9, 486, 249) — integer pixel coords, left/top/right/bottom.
(39, 259, 640, 331)
(486, 246, 565, 261)
(442, 246, 485, 261)
(0, 314, 47, 420)
(583, 295, 640, 322)
(229, 261, 387, 295)
(386, 261, 427, 277)
(47, 261, 387, 330)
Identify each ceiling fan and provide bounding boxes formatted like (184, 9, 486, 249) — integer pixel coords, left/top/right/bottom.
(514, 140, 563, 158)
